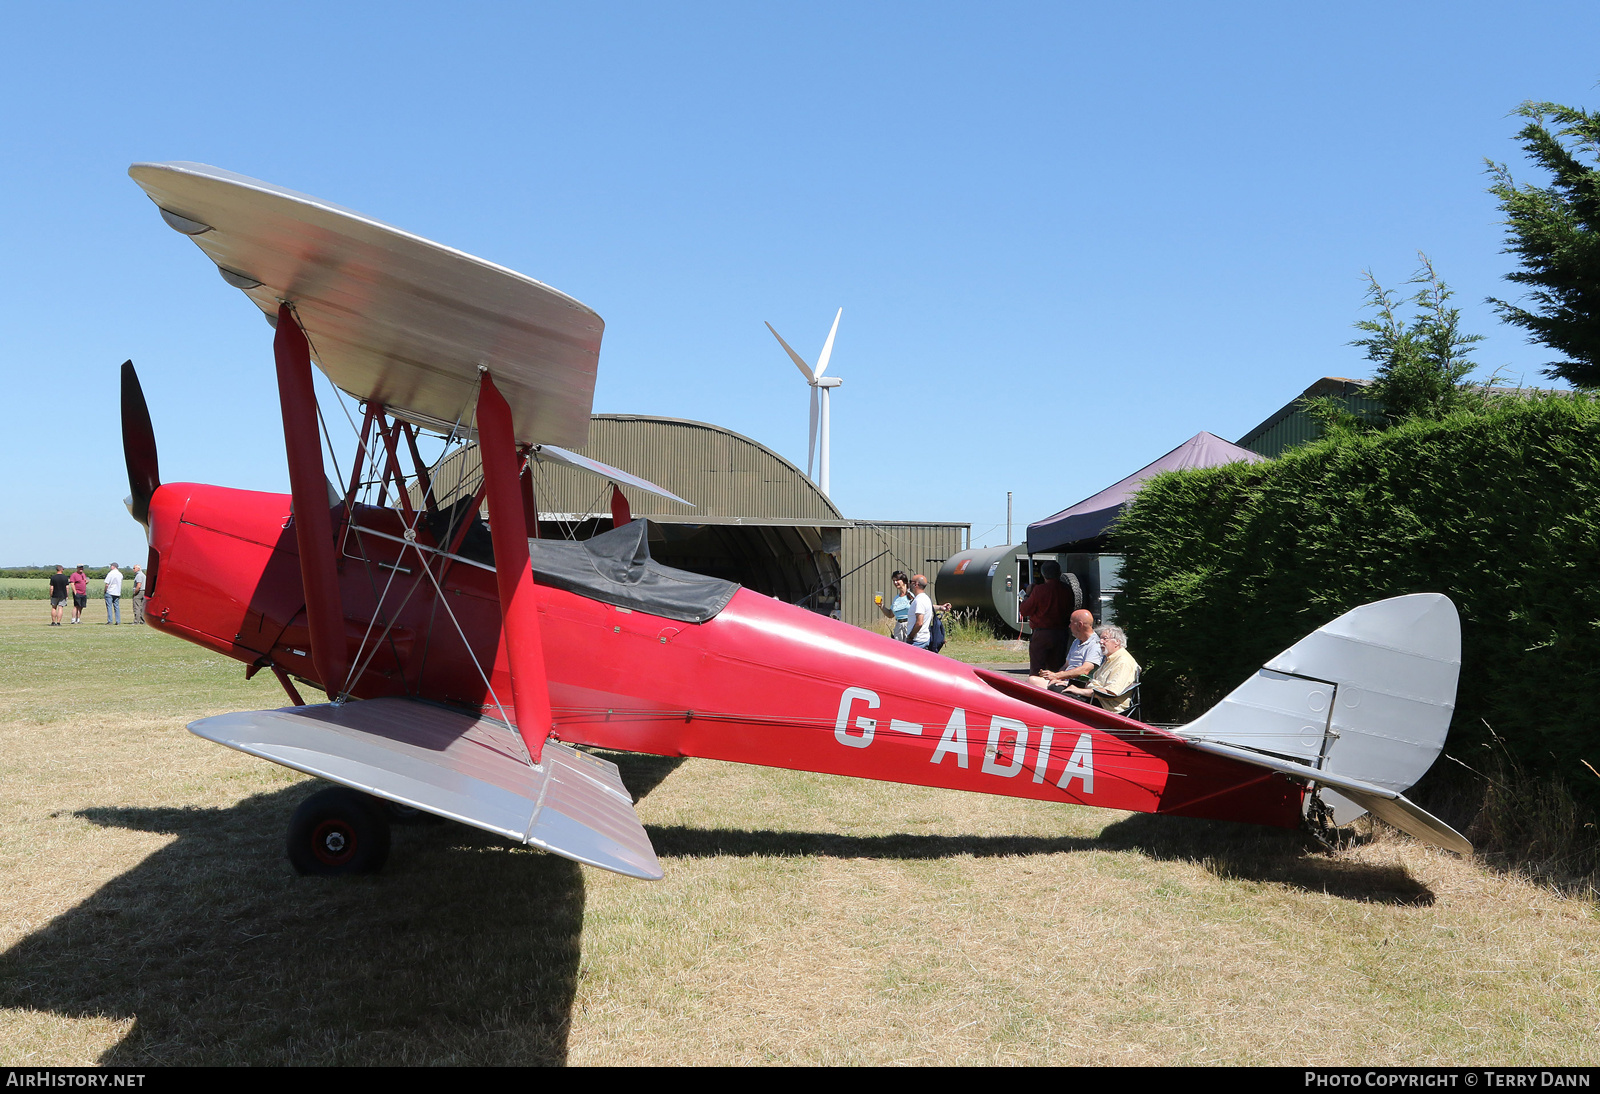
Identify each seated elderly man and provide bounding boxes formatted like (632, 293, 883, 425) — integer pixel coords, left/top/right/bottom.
(1061, 625, 1139, 714)
(1027, 609, 1100, 689)
(1037, 624, 1140, 715)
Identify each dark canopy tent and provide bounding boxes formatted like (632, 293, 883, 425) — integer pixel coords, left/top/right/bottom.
(1026, 432, 1265, 553)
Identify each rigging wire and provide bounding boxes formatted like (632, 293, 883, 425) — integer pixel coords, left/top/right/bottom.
(527, 454, 605, 541)
(314, 400, 344, 499)
(409, 526, 516, 739)
(269, 308, 504, 736)
(284, 303, 351, 502)
(342, 410, 476, 699)
(405, 377, 486, 705)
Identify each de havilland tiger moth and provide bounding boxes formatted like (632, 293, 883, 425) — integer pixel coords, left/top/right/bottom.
(118, 161, 1472, 881)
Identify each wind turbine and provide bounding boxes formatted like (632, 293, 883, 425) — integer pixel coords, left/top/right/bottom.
(765, 308, 843, 498)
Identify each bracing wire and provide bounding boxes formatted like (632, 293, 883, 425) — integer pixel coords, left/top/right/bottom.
(277, 307, 506, 726)
(527, 454, 598, 541)
(314, 401, 344, 498)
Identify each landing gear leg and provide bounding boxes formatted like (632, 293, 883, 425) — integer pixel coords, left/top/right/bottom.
(287, 786, 392, 875)
(1302, 788, 1343, 851)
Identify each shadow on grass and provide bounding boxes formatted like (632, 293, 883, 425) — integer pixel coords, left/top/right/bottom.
(606, 747, 1430, 904)
(1095, 812, 1435, 906)
(0, 747, 694, 1064)
(649, 825, 1103, 861)
(1, 784, 589, 1065)
(596, 750, 687, 803)
(649, 812, 1433, 906)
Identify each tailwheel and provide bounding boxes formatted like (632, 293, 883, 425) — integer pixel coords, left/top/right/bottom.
(1302, 787, 1348, 851)
(288, 786, 392, 876)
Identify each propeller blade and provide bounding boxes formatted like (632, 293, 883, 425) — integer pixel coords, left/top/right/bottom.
(813, 307, 842, 379)
(766, 322, 817, 383)
(807, 384, 819, 481)
(121, 360, 160, 528)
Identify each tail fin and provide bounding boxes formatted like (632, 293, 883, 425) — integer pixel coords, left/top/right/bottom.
(1176, 594, 1470, 853)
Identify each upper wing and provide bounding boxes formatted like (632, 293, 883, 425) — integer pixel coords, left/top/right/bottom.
(533, 443, 694, 507)
(129, 161, 602, 449)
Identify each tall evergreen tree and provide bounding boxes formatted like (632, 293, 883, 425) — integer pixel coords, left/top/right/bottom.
(1487, 101, 1600, 388)
(1354, 256, 1482, 424)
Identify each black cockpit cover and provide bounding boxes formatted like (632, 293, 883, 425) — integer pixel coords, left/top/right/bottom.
(526, 520, 739, 624)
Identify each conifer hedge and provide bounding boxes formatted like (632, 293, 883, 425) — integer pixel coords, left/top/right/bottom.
(1113, 395, 1600, 790)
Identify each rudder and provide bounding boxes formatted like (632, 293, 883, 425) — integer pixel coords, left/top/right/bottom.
(1175, 594, 1468, 850)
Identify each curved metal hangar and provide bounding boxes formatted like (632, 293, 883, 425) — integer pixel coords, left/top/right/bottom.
(431, 414, 850, 611)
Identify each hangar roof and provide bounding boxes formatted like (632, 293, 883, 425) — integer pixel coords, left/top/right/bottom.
(428, 414, 849, 527)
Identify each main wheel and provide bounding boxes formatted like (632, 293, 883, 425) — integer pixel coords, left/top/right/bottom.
(287, 786, 392, 876)
(382, 800, 445, 826)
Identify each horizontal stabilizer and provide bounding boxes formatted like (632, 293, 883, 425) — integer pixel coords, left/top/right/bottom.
(1179, 736, 1471, 854)
(190, 697, 662, 879)
(1178, 594, 1462, 830)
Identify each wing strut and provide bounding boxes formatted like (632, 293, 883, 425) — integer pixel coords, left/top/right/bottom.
(476, 369, 554, 764)
(519, 457, 541, 538)
(273, 302, 347, 697)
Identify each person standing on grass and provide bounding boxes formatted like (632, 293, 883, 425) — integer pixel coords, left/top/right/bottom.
(905, 574, 934, 648)
(131, 563, 146, 624)
(69, 565, 88, 623)
(877, 570, 913, 641)
(1019, 560, 1072, 675)
(104, 563, 122, 625)
(48, 565, 69, 626)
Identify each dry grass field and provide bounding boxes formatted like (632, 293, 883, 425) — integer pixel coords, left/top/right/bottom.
(1, 599, 1596, 1066)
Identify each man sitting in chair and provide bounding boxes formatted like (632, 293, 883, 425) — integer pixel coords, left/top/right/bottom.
(1029, 608, 1101, 687)
(1035, 624, 1140, 715)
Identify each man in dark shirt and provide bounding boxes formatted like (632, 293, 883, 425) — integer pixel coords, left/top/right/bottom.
(1018, 561, 1073, 674)
(48, 565, 69, 626)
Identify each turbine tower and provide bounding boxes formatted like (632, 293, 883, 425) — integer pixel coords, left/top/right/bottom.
(765, 308, 843, 498)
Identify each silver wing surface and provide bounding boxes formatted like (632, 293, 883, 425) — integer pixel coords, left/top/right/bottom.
(1176, 593, 1470, 853)
(190, 697, 662, 880)
(129, 161, 601, 449)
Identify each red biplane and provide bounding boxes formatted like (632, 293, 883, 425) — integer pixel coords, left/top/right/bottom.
(121, 162, 1471, 881)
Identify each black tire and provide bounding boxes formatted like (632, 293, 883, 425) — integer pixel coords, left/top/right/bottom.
(382, 800, 445, 825)
(1063, 573, 1084, 611)
(287, 786, 392, 876)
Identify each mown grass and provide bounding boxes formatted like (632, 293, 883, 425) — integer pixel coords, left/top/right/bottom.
(937, 608, 1028, 666)
(861, 609, 1028, 667)
(0, 601, 1596, 1065)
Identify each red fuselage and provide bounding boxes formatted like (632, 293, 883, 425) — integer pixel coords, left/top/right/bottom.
(142, 481, 1304, 828)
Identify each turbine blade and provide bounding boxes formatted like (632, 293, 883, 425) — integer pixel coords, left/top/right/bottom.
(814, 307, 842, 379)
(766, 322, 817, 382)
(807, 384, 819, 481)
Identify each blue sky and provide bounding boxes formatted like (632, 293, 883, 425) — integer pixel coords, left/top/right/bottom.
(3, 2, 1597, 564)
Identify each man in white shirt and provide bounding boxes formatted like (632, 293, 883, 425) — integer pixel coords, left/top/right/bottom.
(905, 574, 934, 648)
(104, 563, 123, 625)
